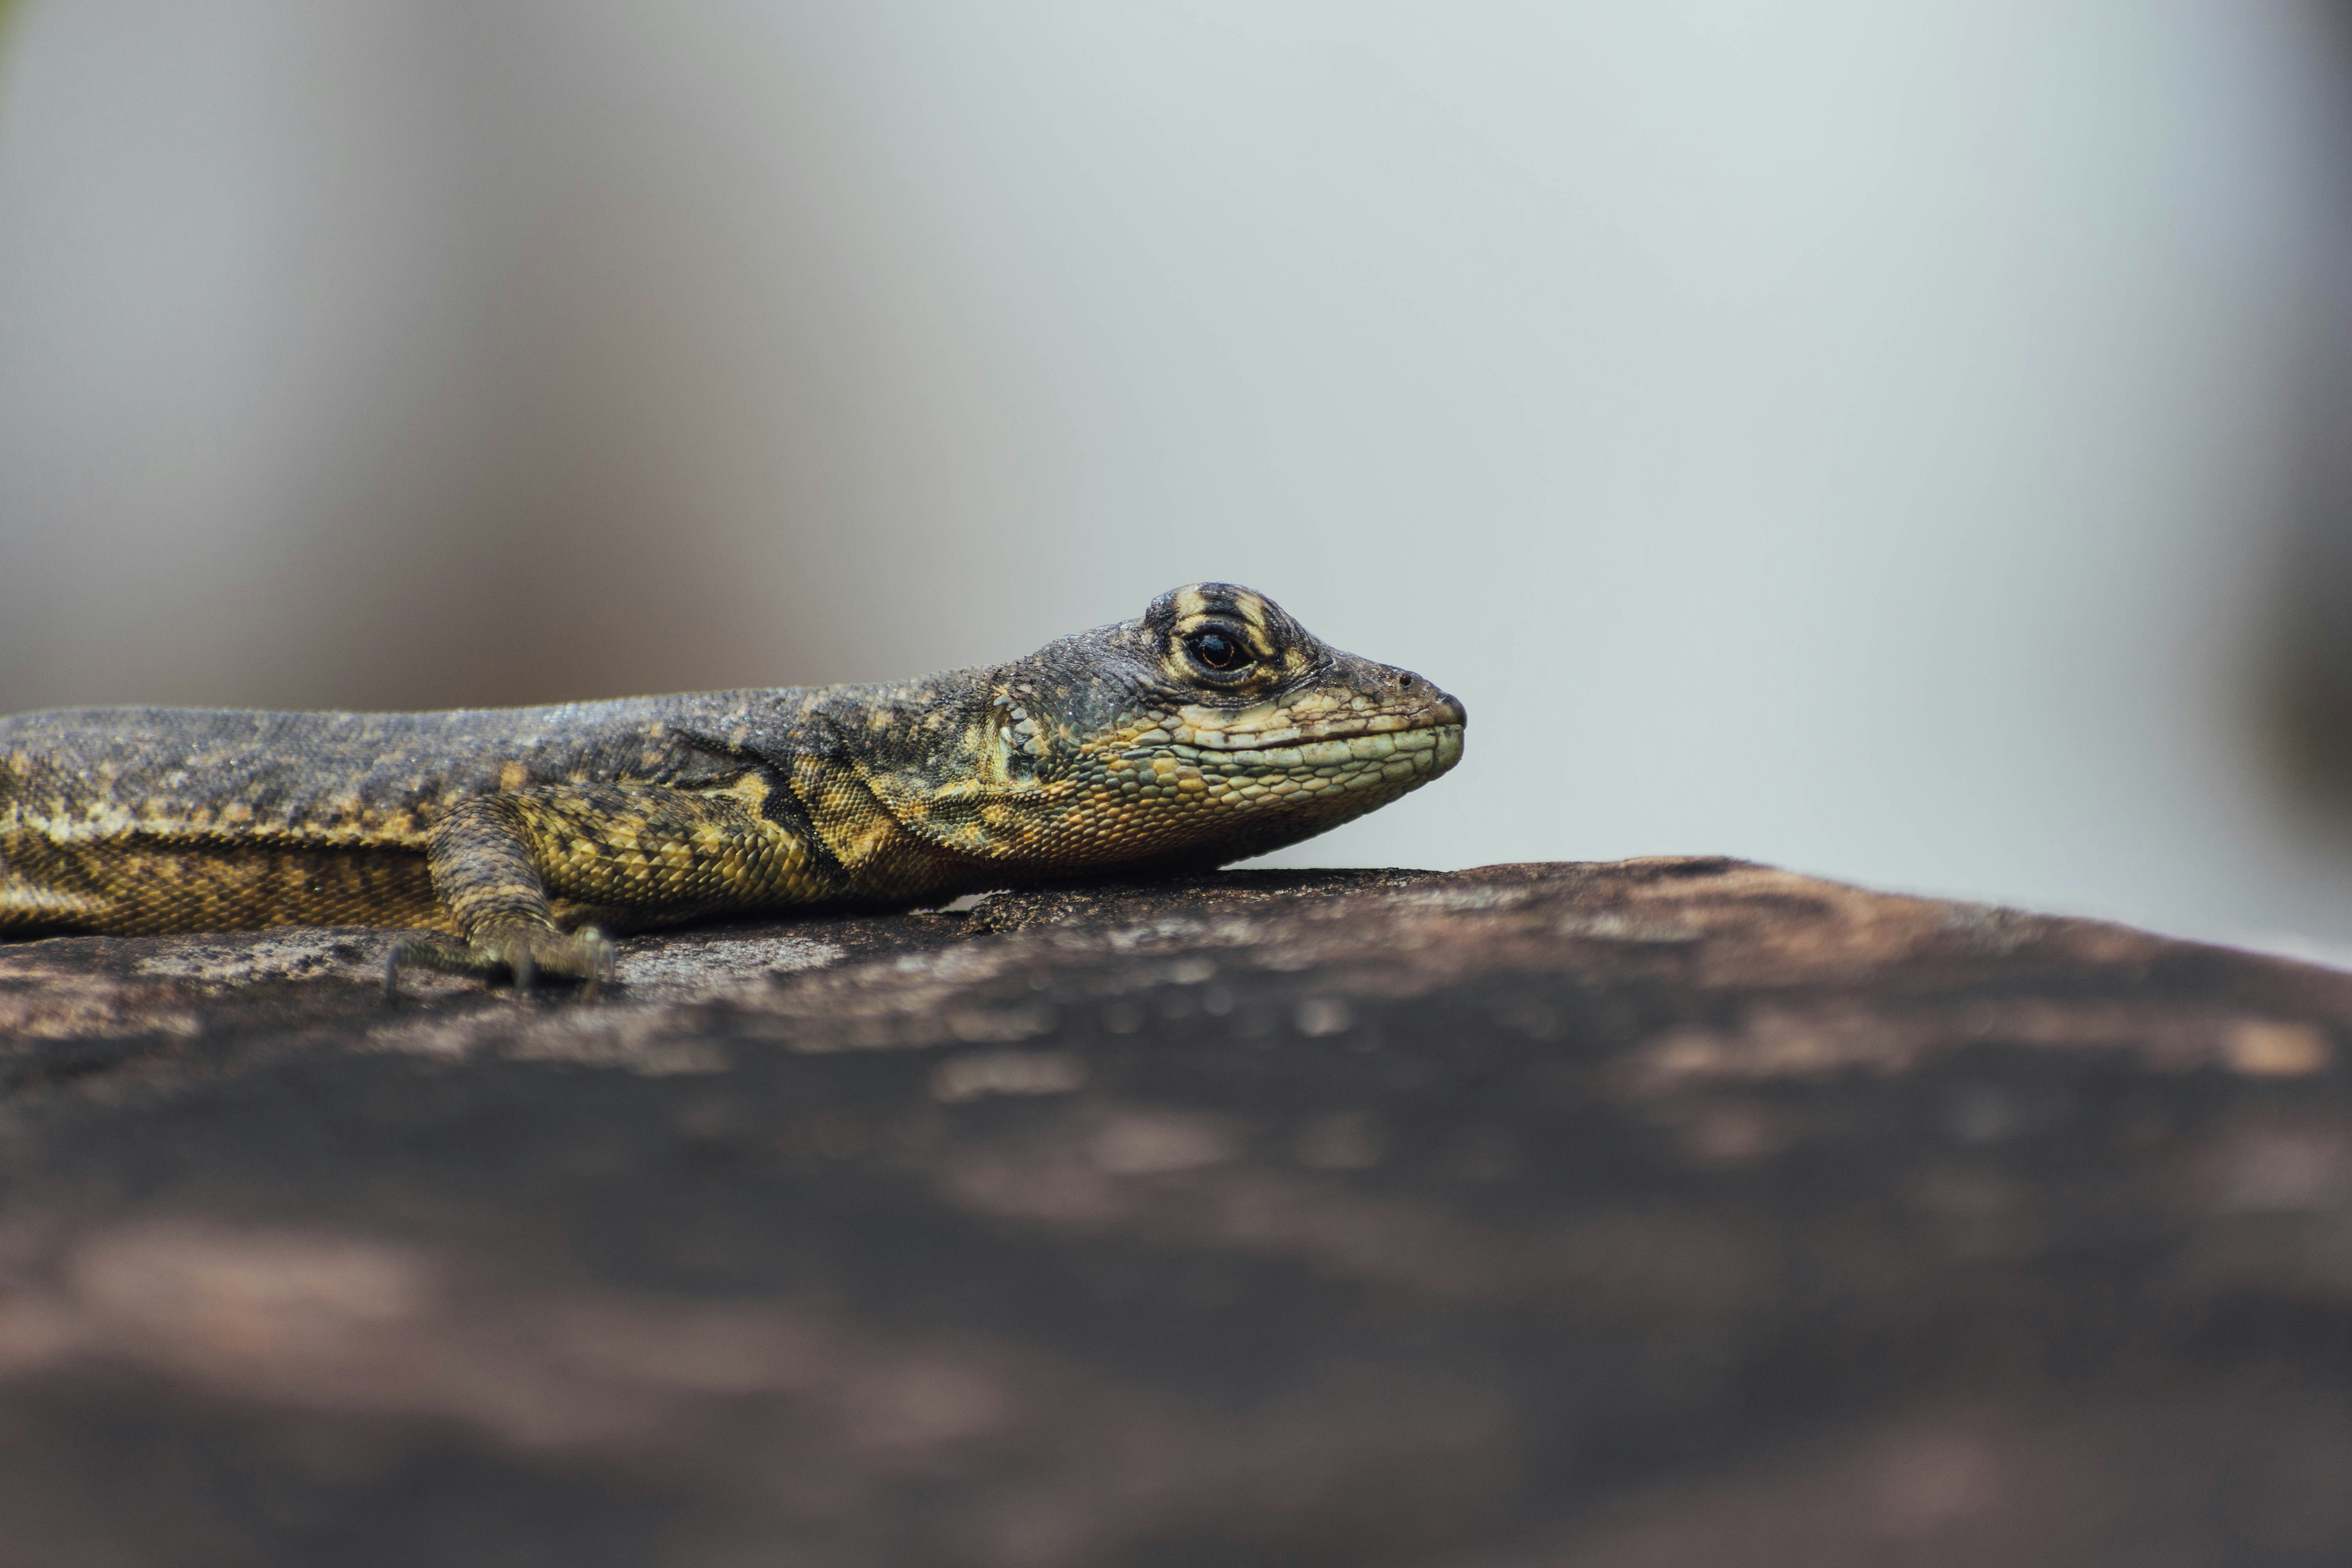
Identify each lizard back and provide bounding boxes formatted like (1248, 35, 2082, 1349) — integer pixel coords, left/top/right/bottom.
(0, 693, 808, 933)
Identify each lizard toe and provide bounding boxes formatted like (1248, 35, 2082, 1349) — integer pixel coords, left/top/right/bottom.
(474, 923, 616, 993)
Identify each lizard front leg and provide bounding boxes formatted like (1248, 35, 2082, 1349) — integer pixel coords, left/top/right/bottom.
(386, 774, 835, 997)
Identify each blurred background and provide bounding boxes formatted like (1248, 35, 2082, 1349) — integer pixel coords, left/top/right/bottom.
(4, 1, 2352, 954)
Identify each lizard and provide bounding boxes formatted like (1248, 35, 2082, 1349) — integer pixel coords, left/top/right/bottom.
(0, 583, 1465, 993)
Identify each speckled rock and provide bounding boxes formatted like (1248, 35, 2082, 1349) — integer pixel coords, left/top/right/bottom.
(2, 859, 2350, 1566)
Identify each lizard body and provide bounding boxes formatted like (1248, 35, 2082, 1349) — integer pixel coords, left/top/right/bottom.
(0, 584, 1464, 987)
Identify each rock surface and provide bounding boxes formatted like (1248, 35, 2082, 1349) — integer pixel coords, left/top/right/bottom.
(3, 858, 2352, 1566)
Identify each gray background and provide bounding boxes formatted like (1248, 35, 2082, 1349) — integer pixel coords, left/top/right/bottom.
(4, 1, 2351, 953)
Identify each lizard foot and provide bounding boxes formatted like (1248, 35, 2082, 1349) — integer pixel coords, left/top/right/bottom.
(383, 924, 616, 1001)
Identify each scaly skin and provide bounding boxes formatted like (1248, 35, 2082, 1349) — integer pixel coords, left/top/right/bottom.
(0, 584, 1466, 990)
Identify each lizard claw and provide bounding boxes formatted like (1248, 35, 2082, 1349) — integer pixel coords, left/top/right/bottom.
(475, 924, 613, 993)
(381, 924, 616, 1000)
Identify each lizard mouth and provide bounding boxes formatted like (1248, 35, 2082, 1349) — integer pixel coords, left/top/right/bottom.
(1189, 705, 1465, 790)
(1173, 691, 1467, 752)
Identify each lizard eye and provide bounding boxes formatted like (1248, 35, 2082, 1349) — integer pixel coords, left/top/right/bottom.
(1185, 628, 1253, 675)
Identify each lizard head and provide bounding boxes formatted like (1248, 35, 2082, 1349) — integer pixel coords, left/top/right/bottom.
(980, 582, 1467, 869)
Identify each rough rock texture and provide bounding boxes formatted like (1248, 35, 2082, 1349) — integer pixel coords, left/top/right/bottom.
(3, 858, 2351, 1567)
